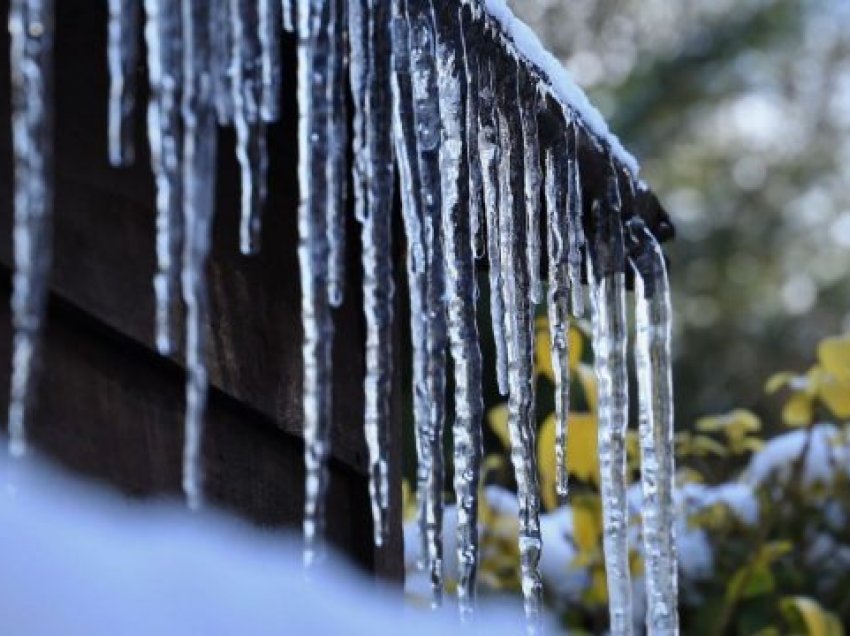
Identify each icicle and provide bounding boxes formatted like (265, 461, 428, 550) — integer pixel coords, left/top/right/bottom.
(107, 0, 140, 166)
(325, 0, 347, 307)
(143, 0, 183, 356)
(281, 0, 295, 33)
(543, 124, 571, 500)
(567, 124, 586, 317)
(477, 54, 509, 396)
(630, 218, 679, 635)
(460, 8, 484, 261)
(408, 0, 448, 606)
(589, 170, 633, 635)
(519, 72, 543, 306)
(389, 0, 430, 568)
(298, 0, 335, 568)
(349, 0, 396, 548)
(210, 0, 233, 124)
(231, 0, 268, 255)
(180, 0, 218, 511)
(259, 0, 282, 122)
(496, 57, 543, 627)
(7, 0, 54, 458)
(433, 1, 484, 619)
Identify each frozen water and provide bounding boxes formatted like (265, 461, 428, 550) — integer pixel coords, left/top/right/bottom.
(107, 0, 140, 166)
(7, 0, 55, 458)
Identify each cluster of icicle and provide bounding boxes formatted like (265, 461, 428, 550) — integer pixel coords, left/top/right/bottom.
(7, 0, 678, 633)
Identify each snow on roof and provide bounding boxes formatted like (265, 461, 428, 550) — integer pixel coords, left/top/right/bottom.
(480, 0, 640, 177)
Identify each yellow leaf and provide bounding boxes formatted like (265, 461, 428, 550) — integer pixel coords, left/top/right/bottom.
(780, 596, 845, 636)
(766, 372, 795, 394)
(783, 392, 814, 427)
(535, 322, 555, 383)
(401, 480, 417, 521)
(691, 434, 729, 457)
(568, 412, 600, 484)
(817, 372, 850, 419)
(572, 501, 602, 552)
(587, 568, 608, 604)
(818, 336, 850, 382)
(487, 404, 511, 450)
(569, 326, 584, 370)
(537, 414, 558, 511)
(576, 363, 599, 412)
(696, 409, 761, 441)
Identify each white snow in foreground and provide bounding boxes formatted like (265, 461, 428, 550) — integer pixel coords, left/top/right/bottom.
(0, 448, 520, 636)
(482, 0, 640, 176)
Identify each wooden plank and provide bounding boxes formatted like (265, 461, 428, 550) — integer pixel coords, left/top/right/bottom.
(0, 273, 376, 571)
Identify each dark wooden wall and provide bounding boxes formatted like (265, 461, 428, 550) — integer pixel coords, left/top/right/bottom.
(0, 0, 403, 578)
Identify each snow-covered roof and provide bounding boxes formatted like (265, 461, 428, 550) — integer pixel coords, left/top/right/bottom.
(479, 0, 640, 177)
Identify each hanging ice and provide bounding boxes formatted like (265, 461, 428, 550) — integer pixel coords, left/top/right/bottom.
(281, 0, 295, 33)
(476, 54, 509, 396)
(259, 0, 282, 122)
(519, 75, 542, 306)
(143, 0, 183, 356)
(567, 125, 586, 317)
(210, 0, 233, 124)
(589, 170, 633, 635)
(433, 1, 484, 619)
(180, 0, 219, 511)
(496, 57, 543, 626)
(349, 0, 396, 548)
(297, 0, 336, 567)
(325, 0, 347, 307)
(630, 217, 679, 635)
(389, 0, 430, 568)
(107, 0, 140, 166)
(542, 122, 571, 500)
(407, 0, 449, 606)
(7, 0, 54, 458)
(230, 0, 268, 255)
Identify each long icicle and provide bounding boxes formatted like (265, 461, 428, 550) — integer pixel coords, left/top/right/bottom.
(325, 0, 348, 307)
(7, 0, 54, 458)
(298, 0, 335, 568)
(259, 0, 282, 122)
(231, 0, 268, 255)
(281, 0, 295, 33)
(434, 1, 484, 619)
(543, 120, 572, 500)
(589, 169, 633, 635)
(567, 124, 586, 317)
(630, 218, 679, 635)
(107, 0, 140, 166)
(407, 0, 448, 606)
(210, 0, 233, 124)
(477, 53, 509, 396)
(143, 0, 183, 356)
(519, 73, 543, 306)
(497, 56, 543, 627)
(350, 0, 396, 547)
(180, 0, 218, 511)
(389, 0, 430, 568)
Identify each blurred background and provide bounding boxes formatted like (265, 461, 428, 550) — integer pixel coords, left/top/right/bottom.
(510, 0, 850, 431)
